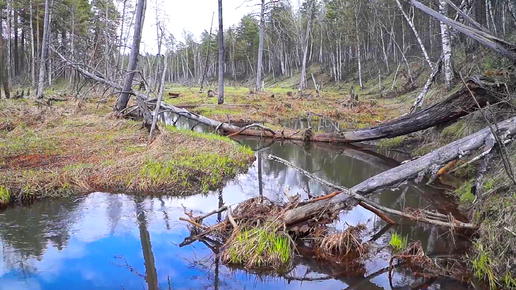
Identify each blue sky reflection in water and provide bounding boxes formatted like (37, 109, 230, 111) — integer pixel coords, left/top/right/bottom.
(0, 140, 472, 290)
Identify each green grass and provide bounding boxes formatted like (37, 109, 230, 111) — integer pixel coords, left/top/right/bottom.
(472, 243, 498, 289)
(377, 136, 406, 148)
(226, 224, 293, 269)
(455, 179, 475, 203)
(0, 186, 10, 205)
(390, 232, 408, 252)
(0, 98, 255, 201)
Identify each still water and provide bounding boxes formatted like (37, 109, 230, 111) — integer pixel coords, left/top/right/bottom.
(0, 122, 472, 289)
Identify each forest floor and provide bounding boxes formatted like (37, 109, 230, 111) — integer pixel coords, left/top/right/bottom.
(0, 97, 254, 206)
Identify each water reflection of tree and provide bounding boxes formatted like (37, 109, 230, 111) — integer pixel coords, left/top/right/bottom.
(135, 197, 159, 290)
(0, 198, 78, 276)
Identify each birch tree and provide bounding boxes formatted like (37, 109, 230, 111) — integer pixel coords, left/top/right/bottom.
(439, 0, 453, 91)
(256, 0, 265, 91)
(217, 0, 224, 104)
(395, 0, 434, 71)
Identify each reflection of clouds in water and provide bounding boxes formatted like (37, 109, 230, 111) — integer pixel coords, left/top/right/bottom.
(0, 278, 42, 290)
(0, 140, 469, 290)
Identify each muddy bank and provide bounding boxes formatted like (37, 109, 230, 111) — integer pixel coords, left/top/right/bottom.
(0, 99, 254, 205)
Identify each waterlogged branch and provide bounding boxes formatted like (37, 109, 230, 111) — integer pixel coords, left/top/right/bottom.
(279, 115, 516, 227)
(268, 155, 475, 229)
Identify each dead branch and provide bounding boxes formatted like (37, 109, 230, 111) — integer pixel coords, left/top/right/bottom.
(279, 115, 516, 226)
(227, 123, 277, 137)
(268, 155, 475, 229)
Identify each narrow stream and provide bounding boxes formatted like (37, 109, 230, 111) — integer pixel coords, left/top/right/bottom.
(0, 114, 473, 290)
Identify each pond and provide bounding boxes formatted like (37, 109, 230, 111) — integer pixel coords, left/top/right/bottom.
(0, 116, 473, 290)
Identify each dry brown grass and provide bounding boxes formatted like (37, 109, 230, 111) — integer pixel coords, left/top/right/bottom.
(0, 98, 254, 202)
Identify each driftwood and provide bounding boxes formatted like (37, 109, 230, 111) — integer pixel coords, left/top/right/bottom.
(280, 115, 516, 226)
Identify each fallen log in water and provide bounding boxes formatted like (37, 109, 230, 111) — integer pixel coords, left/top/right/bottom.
(280, 115, 516, 227)
(154, 78, 506, 143)
(53, 49, 507, 144)
(269, 155, 475, 229)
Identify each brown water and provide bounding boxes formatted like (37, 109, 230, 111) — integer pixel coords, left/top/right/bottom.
(0, 116, 473, 290)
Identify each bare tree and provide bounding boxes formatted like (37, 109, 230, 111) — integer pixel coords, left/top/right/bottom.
(200, 12, 214, 92)
(395, 0, 434, 71)
(217, 0, 224, 104)
(37, 0, 52, 99)
(439, 0, 453, 91)
(299, 0, 313, 93)
(117, 0, 147, 112)
(256, 0, 265, 91)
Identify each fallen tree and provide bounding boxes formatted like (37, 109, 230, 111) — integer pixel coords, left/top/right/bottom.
(269, 155, 475, 229)
(280, 115, 516, 226)
(53, 47, 508, 144)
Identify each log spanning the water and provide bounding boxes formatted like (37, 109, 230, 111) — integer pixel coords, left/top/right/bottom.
(54, 49, 507, 144)
(269, 155, 476, 229)
(279, 115, 516, 227)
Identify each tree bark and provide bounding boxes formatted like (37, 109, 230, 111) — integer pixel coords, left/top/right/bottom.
(256, 0, 265, 91)
(149, 54, 168, 141)
(117, 0, 147, 111)
(396, 0, 435, 70)
(37, 0, 51, 99)
(217, 0, 224, 105)
(439, 0, 453, 91)
(13, 8, 18, 78)
(30, 0, 36, 89)
(281, 114, 516, 226)
(200, 12, 214, 92)
(299, 1, 312, 92)
(410, 0, 516, 61)
(0, 8, 9, 99)
(411, 57, 443, 113)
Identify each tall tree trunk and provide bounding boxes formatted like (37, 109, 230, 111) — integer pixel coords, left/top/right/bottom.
(6, 0, 12, 91)
(13, 8, 18, 78)
(37, 0, 52, 99)
(396, 0, 435, 70)
(20, 22, 24, 76)
(355, 4, 363, 90)
(136, 199, 158, 290)
(256, 0, 265, 91)
(299, 1, 312, 92)
(30, 0, 36, 89)
(117, 0, 127, 74)
(117, 0, 147, 111)
(439, 0, 453, 91)
(200, 12, 214, 92)
(0, 8, 10, 99)
(217, 0, 224, 104)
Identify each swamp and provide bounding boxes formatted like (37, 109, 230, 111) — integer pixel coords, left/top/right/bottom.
(2, 0, 516, 289)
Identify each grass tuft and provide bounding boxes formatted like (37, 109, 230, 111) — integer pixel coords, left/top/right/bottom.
(390, 232, 408, 252)
(223, 222, 293, 269)
(377, 136, 406, 148)
(455, 179, 475, 203)
(0, 186, 10, 205)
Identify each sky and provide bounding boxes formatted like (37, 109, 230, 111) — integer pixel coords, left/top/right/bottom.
(140, 0, 257, 53)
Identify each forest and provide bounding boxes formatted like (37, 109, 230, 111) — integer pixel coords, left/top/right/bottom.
(1, 0, 516, 289)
